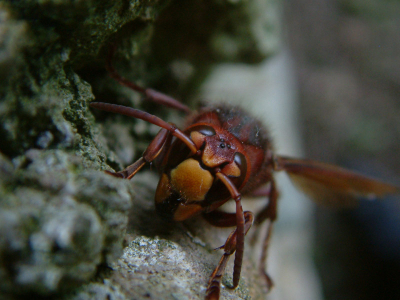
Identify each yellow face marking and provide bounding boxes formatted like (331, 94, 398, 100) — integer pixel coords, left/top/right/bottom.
(190, 131, 206, 149)
(155, 173, 172, 204)
(170, 158, 213, 202)
(202, 143, 227, 167)
(221, 162, 241, 177)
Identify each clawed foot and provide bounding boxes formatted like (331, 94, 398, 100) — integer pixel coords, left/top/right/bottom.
(262, 271, 274, 292)
(105, 170, 126, 178)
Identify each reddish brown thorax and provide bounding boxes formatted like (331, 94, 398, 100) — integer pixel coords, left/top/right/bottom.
(154, 105, 273, 221)
(92, 49, 399, 300)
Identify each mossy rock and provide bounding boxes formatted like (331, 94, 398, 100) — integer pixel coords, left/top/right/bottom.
(0, 0, 282, 298)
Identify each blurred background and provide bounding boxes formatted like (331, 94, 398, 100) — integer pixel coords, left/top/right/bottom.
(201, 0, 400, 299)
(284, 0, 400, 299)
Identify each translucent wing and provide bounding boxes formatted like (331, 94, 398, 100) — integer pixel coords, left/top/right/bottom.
(276, 156, 399, 207)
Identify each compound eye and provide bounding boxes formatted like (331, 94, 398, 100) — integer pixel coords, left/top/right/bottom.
(234, 152, 247, 178)
(195, 125, 216, 136)
(190, 126, 216, 149)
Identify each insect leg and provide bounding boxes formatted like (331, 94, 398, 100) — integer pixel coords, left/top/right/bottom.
(247, 183, 272, 198)
(106, 45, 191, 113)
(105, 128, 171, 179)
(253, 178, 279, 291)
(214, 173, 246, 288)
(203, 210, 254, 300)
(90, 102, 197, 154)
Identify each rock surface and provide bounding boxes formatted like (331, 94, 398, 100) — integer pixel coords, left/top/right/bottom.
(0, 0, 282, 299)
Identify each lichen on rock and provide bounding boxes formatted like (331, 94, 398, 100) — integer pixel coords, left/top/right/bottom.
(0, 149, 133, 296)
(0, 0, 282, 298)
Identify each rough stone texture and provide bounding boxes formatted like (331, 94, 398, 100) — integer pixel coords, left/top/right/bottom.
(65, 172, 270, 300)
(0, 0, 282, 299)
(0, 150, 132, 297)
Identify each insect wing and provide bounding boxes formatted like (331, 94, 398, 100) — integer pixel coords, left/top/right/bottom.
(276, 156, 399, 207)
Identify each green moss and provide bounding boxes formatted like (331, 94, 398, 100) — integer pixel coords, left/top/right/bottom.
(0, 0, 282, 298)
